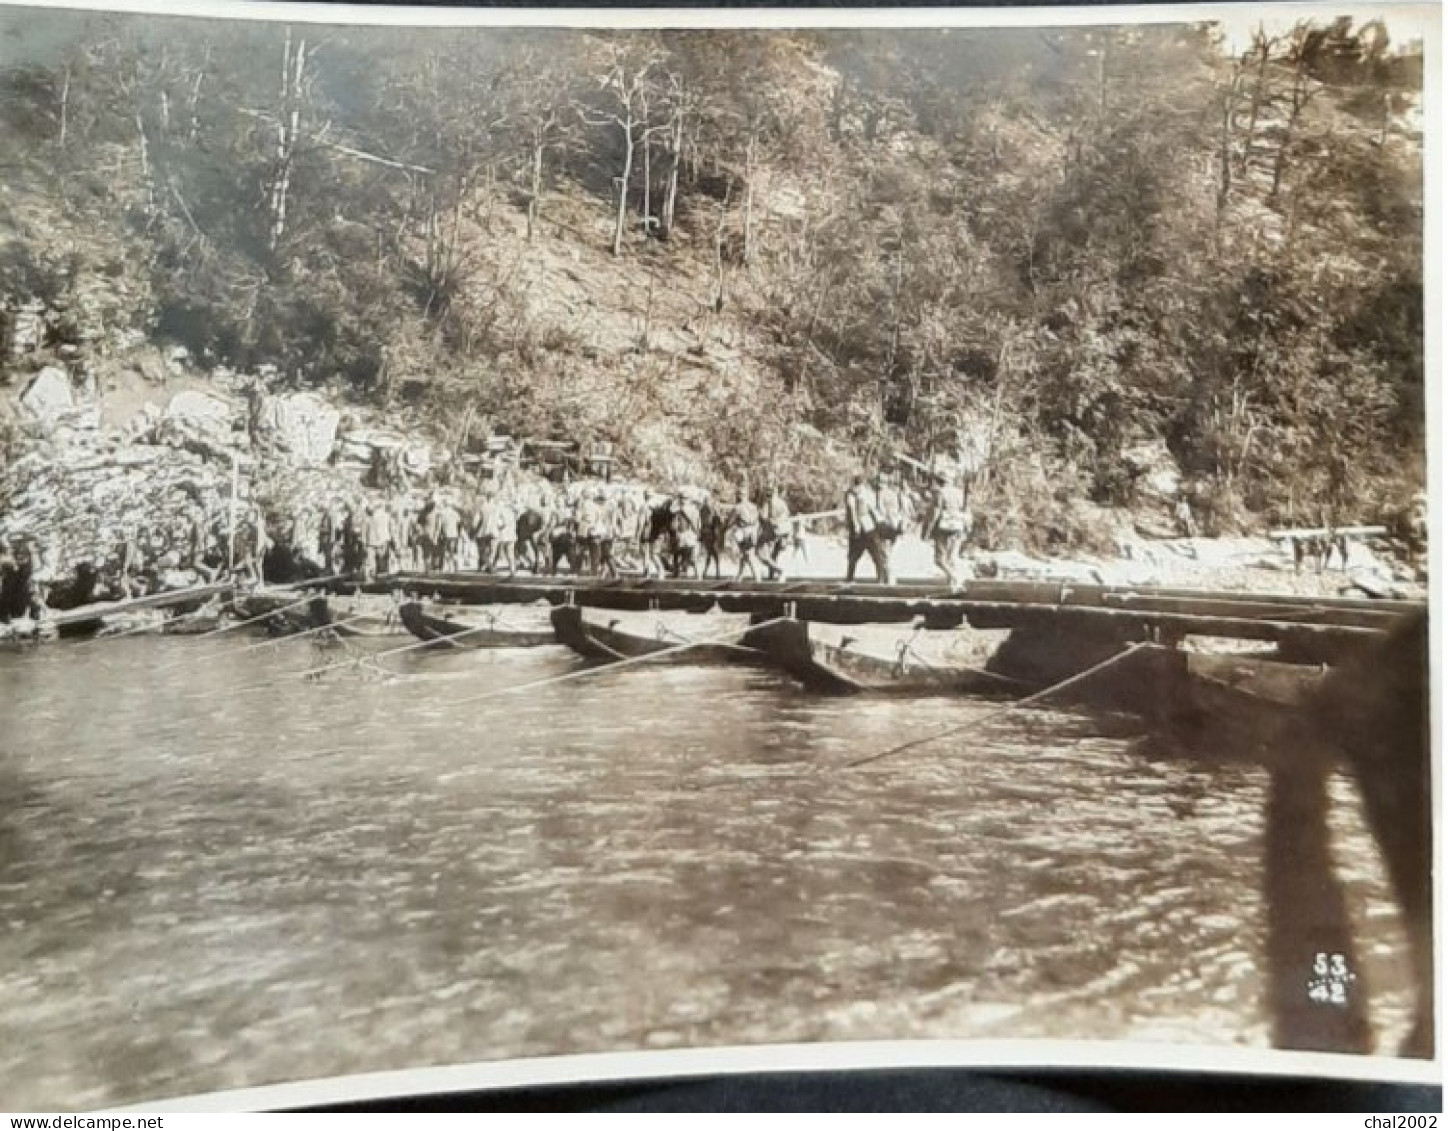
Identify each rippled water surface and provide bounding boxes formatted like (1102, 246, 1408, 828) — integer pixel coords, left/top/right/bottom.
(0, 631, 1416, 1109)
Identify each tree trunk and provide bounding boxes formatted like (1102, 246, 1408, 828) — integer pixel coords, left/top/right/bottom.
(527, 125, 544, 242)
(641, 129, 652, 236)
(612, 116, 633, 257)
(1241, 38, 1272, 176)
(712, 185, 732, 313)
(187, 56, 207, 143)
(885, 233, 904, 381)
(1216, 70, 1237, 221)
(638, 269, 655, 351)
(661, 111, 683, 239)
(1270, 60, 1310, 204)
(743, 131, 757, 265)
(1097, 37, 1109, 118)
(269, 31, 306, 252)
(56, 65, 69, 149)
(1283, 187, 1301, 259)
(135, 111, 154, 217)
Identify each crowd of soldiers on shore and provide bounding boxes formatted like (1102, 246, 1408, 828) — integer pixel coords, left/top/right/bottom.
(285, 464, 976, 589)
(0, 462, 982, 621)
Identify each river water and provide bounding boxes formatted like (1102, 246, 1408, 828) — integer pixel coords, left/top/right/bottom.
(0, 631, 1418, 1109)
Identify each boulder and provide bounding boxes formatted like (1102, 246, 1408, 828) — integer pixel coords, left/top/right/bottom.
(1122, 439, 1182, 502)
(7, 299, 47, 358)
(125, 402, 162, 442)
(151, 390, 238, 463)
(338, 428, 432, 478)
(161, 390, 233, 443)
(134, 352, 170, 385)
(18, 366, 74, 423)
(264, 392, 340, 466)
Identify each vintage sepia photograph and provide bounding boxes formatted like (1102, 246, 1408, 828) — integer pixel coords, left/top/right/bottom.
(0, 0, 1437, 1111)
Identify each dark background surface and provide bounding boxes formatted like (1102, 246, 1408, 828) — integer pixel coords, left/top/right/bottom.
(260, 0, 1437, 1111)
(295, 1068, 1440, 1112)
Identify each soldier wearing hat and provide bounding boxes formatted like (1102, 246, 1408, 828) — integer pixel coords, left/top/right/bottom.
(924, 471, 972, 591)
(844, 472, 890, 584)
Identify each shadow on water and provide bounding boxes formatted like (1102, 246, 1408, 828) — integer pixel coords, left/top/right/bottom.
(1132, 611, 1432, 1059)
(1303, 611, 1433, 1058)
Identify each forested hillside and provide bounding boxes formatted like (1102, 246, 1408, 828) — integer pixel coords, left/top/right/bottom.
(0, 11, 1427, 544)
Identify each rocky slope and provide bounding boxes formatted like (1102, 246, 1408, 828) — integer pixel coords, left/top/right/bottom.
(0, 345, 433, 579)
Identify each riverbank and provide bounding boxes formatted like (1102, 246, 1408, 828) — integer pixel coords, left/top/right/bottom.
(1, 347, 1425, 613)
(771, 529, 1423, 604)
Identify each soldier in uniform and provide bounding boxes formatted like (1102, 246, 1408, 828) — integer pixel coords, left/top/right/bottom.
(575, 489, 610, 577)
(187, 504, 220, 581)
(488, 486, 520, 576)
(435, 495, 462, 573)
(729, 483, 762, 581)
(671, 489, 704, 579)
(760, 486, 792, 582)
(844, 473, 890, 584)
(361, 502, 392, 582)
(873, 469, 908, 578)
(923, 472, 972, 591)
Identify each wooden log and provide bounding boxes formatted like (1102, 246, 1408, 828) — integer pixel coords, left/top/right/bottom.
(44, 583, 233, 628)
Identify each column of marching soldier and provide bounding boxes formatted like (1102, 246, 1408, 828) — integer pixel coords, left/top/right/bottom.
(0, 461, 988, 623)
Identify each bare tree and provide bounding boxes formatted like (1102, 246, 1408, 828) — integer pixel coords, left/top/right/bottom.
(268, 28, 313, 251)
(577, 41, 668, 256)
(1238, 28, 1284, 178)
(659, 76, 688, 239)
(1216, 63, 1242, 222)
(56, 64, 71, 149)
(526, 108, 557, 241)
(1270, 39, 1322, 202)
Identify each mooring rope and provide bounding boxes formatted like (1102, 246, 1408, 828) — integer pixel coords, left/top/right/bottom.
(184, 591, 324, 643)
(448, 616, 787, 708)
(657, 621, 762, 657)
(178, 614, 409, 700)
(262, 612, 534, 688)
(157, 613, 372, 674)
(895, 637, 1030, 688)
(355, 617, 515, 662)
(76, 600, 221, 647)
(840, 640, 1158, 770)
(61, 573, 348, 652)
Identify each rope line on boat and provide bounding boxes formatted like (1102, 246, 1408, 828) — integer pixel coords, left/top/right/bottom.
(476, 607, 541, 635)
(183, 591, 323, 642)
(656, 622, 763, 657)
(157, 613, 371, 674)
(334, 618, 510, 667)
(280, 613, 535, 685)
(76, 599, 222, 648)
(184, 612, 535, 700)
(176, 614, 378, 699)
(449, 616, 789, 707)
(841, 640, 1159, 771)
(584, 630, 631, 662)
(895, 638, 1030, 688)
(56, 572, 352, 650)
